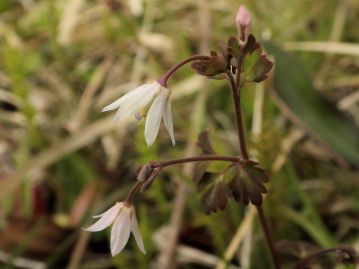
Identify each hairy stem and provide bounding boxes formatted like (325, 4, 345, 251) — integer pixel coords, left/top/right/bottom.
(157, 55, 210, 87)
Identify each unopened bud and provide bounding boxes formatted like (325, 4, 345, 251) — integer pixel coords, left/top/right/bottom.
(140, 167, 160, 193)
(137, 164, 154, 182)
(236, 5, 251, 42)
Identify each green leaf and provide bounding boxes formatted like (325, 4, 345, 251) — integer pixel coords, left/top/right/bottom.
(264, 42, 359, 167)
(242, 35, 273, 83)
(227, 36, 241, 59)
(247, 55, 273, 82)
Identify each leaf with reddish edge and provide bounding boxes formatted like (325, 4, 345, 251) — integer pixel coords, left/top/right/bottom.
(245, 165, 269, 183)
(241, 34, 273, 83)
(229, 164, 269, 206)
(191, 51, 228, 79)
(227, 36, 241, 59)
(243, 34, 260, 55)
(201, 179, 232, 214)
(247, 55, 273, 82)
(194, 130, 269, 211)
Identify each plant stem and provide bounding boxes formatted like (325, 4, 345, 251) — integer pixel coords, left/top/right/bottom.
(124, 181, 142, 205)
(153, 155, 240, 168)
(125, 155, 239, 201)
(226, 71, 281, 269)
(157, 55, 210, 87)
(226, 71, 249, 159)
(257, 206, 282, 269)
(294, 246, 357, 268)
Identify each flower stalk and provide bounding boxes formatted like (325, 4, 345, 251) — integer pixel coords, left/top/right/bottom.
(157, 55, 210, 87)
(127, 155, 242, 201)
(124, 181, 143, 205)
(294, 247, 358, 269)
(152, 155, 240, 168)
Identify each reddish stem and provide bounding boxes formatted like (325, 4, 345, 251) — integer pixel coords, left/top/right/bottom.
(294, 247, 358, 269)
(125, 155, 239, 202)
(152, 155, 240, 168)
(227, 70, 281, 269)
(124, 181, 142, 205)
(257, 206, 282, 269)
(157, 55, 210, 87)
(226, 71, 249, 159)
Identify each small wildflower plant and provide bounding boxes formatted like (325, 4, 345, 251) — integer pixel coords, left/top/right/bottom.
(84, 5, 359, 268)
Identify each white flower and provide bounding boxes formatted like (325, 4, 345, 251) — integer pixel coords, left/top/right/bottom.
(84, 202, 145, 256)
(102, 81, 175, 146)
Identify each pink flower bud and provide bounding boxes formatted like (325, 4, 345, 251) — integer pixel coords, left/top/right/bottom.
(236, 5, 251, 42)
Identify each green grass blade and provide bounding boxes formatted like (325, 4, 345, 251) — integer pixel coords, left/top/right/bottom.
(264, 42, 359, 167)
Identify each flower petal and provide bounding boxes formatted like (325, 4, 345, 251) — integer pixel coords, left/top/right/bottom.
(130, 210, 146, 254)
(112, 83, 160, 123)
(83, 203, 120, 232)
(144, 88, 168, 146)
(110, 208, 132, 256)
(162, 97, 175, 146)
(92, 202, 124, 218)
(102, 84, 150, 112)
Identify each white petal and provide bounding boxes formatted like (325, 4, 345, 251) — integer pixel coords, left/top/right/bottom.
(102, 82, 159, 112)
(162, 97, 175, 146)
(102, 84, 150, 112)
(112, 97, 144, 123)
(112, 83, 160, 123)
(144, 88, 168, 146)
(92, 202, 124, 218)
(83, 203, 120, 232)
(110, 208, 132, 256)
(130, 210, 146, 254)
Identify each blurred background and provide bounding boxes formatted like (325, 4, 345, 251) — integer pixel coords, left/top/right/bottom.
(0, 0, 358, 268)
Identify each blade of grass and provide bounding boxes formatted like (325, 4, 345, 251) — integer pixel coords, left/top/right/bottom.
(264, 42, 359, 167)
(281, 163, 337, 248)
(283, 41, 359, 57)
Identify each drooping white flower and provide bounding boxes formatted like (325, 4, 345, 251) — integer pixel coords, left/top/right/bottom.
(84, 202, 145, 256)
(102, 81, 175, 146)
